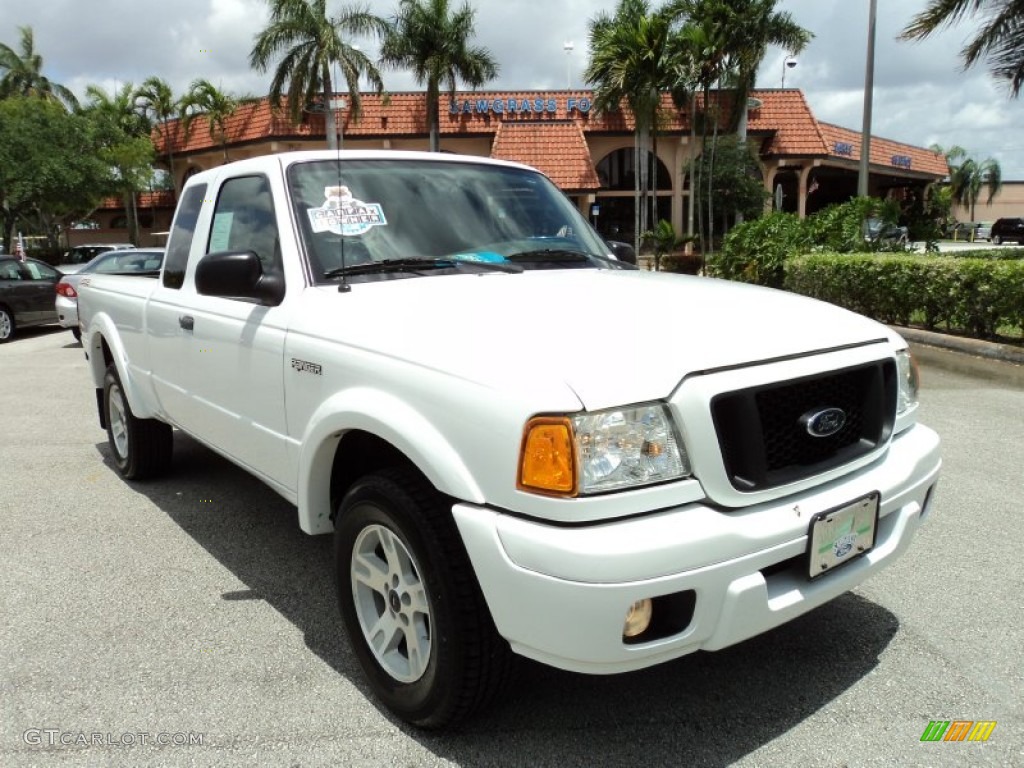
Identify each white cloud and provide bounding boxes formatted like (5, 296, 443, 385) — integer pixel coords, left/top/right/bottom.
(1, 0, 1022, 175)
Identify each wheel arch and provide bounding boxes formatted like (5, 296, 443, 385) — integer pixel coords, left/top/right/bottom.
(297, 389, 484, 535)
(85, 317, 158, 420)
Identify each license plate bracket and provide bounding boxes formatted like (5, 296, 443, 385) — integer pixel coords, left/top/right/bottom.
(807, 492, 880, 579)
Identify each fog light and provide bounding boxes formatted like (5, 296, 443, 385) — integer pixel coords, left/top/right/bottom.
(623, 598, 653, 639)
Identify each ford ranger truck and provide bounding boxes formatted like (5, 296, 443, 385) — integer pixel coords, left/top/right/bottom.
(77, 150, 941, 728)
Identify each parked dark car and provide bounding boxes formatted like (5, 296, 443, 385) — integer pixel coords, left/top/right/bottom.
(990, 217, 1024, 245)
(0, 257, 62, 342)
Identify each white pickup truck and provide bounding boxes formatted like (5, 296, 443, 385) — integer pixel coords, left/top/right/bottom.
(78, 150, 941, 728)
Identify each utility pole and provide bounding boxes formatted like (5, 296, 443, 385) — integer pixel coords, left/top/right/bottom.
(858, 0, 877, 198)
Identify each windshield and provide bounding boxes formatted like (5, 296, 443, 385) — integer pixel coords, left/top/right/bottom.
(287, 159, 626, 283)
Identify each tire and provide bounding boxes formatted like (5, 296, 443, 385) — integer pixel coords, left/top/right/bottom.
(0, 306, 14, 343)
(71, 327, 82, 342)
(992, 234, 1002, 245)
(103, 364, 173, 480)
(335, 468, 511, 729)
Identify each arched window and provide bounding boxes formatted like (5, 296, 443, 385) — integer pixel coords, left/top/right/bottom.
(596, 148, 672, 191)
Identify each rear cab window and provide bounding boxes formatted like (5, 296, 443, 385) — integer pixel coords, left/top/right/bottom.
(163, 184, 208, 289)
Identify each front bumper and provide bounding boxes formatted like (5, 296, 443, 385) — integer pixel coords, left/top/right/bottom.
(453, 423, 940, 675)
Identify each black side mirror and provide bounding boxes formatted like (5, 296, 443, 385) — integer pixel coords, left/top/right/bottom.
(606, 240, 636, 265)
(195, 250, 285, 306)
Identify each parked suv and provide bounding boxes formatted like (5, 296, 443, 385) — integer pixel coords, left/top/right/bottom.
(990, 217, 1024, 245)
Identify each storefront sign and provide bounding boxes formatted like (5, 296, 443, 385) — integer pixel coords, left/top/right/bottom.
(449, 97, 592, 117)
(891, 155, 912, 169)
(834, 141, 854, 157)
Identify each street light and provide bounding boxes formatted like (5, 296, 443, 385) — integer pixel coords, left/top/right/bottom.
(858, 0, 877, 198)
(781, 55, 797, 88)
(564, 41, 574, 90)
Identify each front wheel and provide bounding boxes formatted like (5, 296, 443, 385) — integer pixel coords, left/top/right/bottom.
(334, 469, 510, 729)
(103, 364, 172, 480)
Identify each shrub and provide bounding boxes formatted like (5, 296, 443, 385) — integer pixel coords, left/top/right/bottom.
(708, 212, 807, 287)
(785, 253, 1024, 340)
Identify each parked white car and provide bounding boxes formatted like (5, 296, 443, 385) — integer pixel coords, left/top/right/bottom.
(56, 248, 164, 340)
(57, 243, 135, 275)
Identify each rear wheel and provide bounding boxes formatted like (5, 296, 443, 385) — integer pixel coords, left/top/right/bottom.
(0, 306, 14, 343)
(71, 328, 81, 342)
(103, 364, 172, 479)
(993, 234, 1002, 245)
(335, 468, 510, 728)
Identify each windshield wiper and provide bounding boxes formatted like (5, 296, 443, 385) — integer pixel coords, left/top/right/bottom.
(506, 248, 593, 264)
(324, 257, 522, 279)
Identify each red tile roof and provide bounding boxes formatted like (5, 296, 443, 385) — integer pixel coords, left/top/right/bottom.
(490, 120, 600, 190)
(818, 121, 948, 176)
(154, 89, 947, 180)
(747, 89, 830, 156)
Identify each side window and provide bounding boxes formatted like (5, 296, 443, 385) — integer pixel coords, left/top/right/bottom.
(0, 261, 21, 280)
(209, 175, 281, 276)
(163, 183, 208, 289)
(23, 261, 56, 280)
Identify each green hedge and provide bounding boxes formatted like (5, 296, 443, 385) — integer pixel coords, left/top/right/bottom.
(784, 254, 1024, 340)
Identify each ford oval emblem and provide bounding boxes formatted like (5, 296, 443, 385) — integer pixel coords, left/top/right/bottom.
(800, 407, 847, 438)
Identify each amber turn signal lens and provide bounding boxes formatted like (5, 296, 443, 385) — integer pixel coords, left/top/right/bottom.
(518, 417, 576, 495)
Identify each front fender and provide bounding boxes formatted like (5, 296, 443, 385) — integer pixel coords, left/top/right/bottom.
(85, 313, 160, 421)
(296, 387, 483, 535)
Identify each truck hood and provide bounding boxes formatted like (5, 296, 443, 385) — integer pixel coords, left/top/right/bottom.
(294, 269, 898, 411)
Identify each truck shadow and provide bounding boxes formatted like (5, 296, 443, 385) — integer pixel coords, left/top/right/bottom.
(101, 432, 900, 767)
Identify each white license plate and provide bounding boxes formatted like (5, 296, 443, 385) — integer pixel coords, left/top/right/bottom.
(807, 492, 879, 579)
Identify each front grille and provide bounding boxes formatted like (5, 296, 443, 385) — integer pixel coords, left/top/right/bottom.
(711, 360, 896, 491)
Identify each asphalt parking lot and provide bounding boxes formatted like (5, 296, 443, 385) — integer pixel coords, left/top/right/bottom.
(1, 326, 1022, 767)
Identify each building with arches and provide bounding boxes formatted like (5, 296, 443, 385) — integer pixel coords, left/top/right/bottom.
(80, 88, 948, 248)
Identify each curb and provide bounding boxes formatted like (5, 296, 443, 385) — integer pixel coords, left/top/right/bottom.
(892, 326, 1024, 386)
(892, 326, 1024, 366)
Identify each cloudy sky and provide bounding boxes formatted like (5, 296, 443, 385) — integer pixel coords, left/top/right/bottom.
(3, 0, 1022, 177)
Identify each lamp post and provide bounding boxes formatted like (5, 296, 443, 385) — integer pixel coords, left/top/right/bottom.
(563, 41, 574, 89)
(858, 0, 877, 198)
(329, 96, 347, 149)
(781, 55, 797, 87)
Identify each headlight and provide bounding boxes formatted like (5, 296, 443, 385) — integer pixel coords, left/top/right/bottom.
(519, 404, 691, 496)
(895, 349, 920, 415)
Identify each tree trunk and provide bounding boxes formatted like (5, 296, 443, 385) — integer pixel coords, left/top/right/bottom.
(323, 65, 338, 151)
(428, 80, 440, 152)
(633, 135, 642, 255)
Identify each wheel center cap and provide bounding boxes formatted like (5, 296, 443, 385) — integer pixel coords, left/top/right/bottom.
(388, 590, 401, 613)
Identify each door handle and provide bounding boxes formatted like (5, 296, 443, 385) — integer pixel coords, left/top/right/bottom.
(179, 315, 194, 331)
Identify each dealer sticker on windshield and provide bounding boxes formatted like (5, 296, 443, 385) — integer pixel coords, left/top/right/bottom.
(308, 185, 387, 237)
(807, 492, 879, 579)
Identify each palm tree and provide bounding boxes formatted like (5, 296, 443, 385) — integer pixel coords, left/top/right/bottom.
(135, 77, 181, 195)
(586, 0, 676, 253)
(84, 83, 155, 244)
(85, 82, 149, 137)
(250, 0, 389, 150)
(380, 0, 498, 152)
(663, 1, 734, 257)
(180, 79, 252, 164)
(939, 144, 1002, 222)
(901, 0, 1024, 97)
(0, 25, 79, 110)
